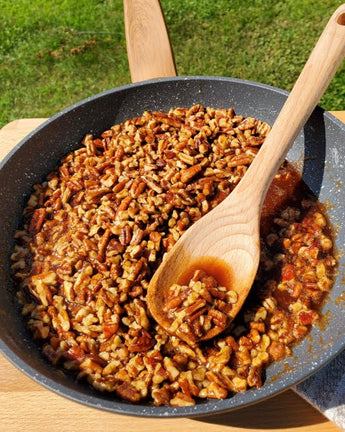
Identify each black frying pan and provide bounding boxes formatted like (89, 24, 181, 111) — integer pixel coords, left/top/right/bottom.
(0, 2, 345, 420)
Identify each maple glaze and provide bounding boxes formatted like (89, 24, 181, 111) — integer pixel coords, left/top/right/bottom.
(177, 256, 234, 291)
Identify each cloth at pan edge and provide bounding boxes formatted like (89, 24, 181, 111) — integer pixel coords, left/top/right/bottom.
(295, 349, 345, 431)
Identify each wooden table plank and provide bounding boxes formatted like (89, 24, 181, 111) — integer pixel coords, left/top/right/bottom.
(0, 116, 343, 432)
(0, 352, 337, 432)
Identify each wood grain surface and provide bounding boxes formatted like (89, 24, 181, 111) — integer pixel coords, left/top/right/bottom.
(0, 116, 343, 432)
(124, 0, 176, 82)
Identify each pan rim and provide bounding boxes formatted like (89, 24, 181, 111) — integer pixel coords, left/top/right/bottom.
(1, 75, 345, 418)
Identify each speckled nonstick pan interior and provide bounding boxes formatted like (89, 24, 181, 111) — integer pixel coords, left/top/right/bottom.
(1, 76, 345, 418)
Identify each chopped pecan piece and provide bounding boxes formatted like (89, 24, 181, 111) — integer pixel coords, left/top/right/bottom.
(29, 208, 47, 236)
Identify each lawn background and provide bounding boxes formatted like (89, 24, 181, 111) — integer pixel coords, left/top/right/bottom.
(1, 0, 345, 128)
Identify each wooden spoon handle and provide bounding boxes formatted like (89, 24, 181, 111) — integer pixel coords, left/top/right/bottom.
(237, 4, 345, 205)
(124, 0, 177, 82)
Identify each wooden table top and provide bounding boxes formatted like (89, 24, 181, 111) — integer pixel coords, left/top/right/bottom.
(0, 115, 343, 432)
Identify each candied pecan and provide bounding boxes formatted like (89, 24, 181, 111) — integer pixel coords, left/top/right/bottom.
(115, 382, 142, 403)
(29, 208, 47, 236)
(268, 340, 286, 360)
(102, 321, 119, 339)
(96, 229, 112, 262)
(297, 310, 319, 326)
(152, 386, 171, 406)
(180, 164, 202, 183)
(125, 329, 154, 353)
(247, 366, 263, 387)
(170, 391, 195, 406)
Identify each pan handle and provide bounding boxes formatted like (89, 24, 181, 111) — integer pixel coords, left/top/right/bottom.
(124, 0, 177, 82)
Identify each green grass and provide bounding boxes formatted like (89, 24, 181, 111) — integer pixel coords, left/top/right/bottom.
(1, 0, 345, 128)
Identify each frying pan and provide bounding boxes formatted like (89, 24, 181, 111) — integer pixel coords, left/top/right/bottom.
(1, 1, 345, 419)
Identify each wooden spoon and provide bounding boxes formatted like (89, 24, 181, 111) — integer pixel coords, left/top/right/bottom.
(124, 0, 176, 82)
(145, 5, 345, 342)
